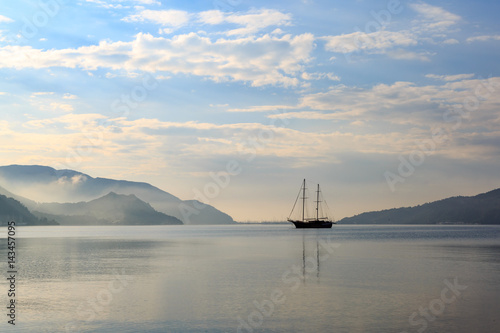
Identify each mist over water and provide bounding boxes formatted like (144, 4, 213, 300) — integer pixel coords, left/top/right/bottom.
(1, 225, 499, 332)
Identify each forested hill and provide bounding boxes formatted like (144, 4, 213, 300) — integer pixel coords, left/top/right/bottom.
(340, 189, 500, 225)
(35, 192, 183, 226)
(0, 194, 58, 225)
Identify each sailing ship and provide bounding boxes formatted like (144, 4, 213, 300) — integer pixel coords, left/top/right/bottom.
(287, 179, 335, 228)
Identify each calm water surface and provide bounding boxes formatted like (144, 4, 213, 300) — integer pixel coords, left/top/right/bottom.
(1, 225, 499, 332)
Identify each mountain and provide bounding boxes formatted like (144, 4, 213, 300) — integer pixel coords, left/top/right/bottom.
(0, 194, 58, 226)
(34, 192, 182, 225)
(0, 184, 37, 209)
(340, 189, 500, 224)
(0, 165, 235, 225)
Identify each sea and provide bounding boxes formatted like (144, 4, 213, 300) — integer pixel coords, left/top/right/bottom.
(1, 224, 499, 333)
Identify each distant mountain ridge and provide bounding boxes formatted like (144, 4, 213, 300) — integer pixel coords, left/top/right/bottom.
(35, 192, 182, 225)
(0, 165, 235, 225)
(340, 188, 500, 225)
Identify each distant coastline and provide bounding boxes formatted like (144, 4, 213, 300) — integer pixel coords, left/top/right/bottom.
(236, 221, 289, 225)
(339, 188, 500, 225)
(240, 189, 500, 225)
(1, 165, 499, 226)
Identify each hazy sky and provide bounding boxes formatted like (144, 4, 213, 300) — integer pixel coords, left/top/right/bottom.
(1, 0, 499, 221)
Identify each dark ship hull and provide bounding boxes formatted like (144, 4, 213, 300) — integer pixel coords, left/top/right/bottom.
(290, 220, 334, 228)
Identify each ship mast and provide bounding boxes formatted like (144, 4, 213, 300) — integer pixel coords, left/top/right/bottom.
(316, 184, 320, 221)
(302, 179, 306, 222)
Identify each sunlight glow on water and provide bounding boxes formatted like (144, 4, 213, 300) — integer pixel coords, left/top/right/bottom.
(0, 225, 499, 332)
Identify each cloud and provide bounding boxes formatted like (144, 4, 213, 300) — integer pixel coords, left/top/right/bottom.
(31, 92, 55, 97)
(0, 113, 354, 176)
(267, 111, 340, 120)
(322, 30, 417, 54)
(443, 38, 459, 45)
(11, 110, 489, 178)
(123, 9, 190, 28)
(301, 72, 340, 81)
(57, 174, 88, 185)
(426, 73, 475, 81)
(240, 76, 500, 135)
(466, 35, 500, 43)
(24, 113, 105, 130)
(63, 93, 78, 99)
(228, 105, 296, 113)
(28, 92, 76, 113)
(49, 102, 74, 112)
(85, 0, 125, 9)
(121, 8, 292, 36)
(0, 15, 13, 23)
(3, 72, 500, 186)
(131, 0, 160, 4)
(97, 118, 386, 170)
(386, 49, 432, 61)
(0, 32, 315, 87)
(198, 9, 292, 36)
(409, 2, 461, 33)
(85, 0, 160, 9)
(0, 120, 11, 132)
(322, 2, 461, 60)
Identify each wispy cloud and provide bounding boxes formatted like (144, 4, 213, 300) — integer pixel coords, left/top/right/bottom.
(386, 49, 432, 62)
(249, 77, 500, 134)
(63, 93, 78, 100)
(28, 92, 75, 113)
(121, 8, 292, 36)
(322, 2, 462, 60)
(10, 77, 500, 177)
(426, 73, 475, 81)
(466, 35, 500, 43)
(86, 0, 160, 9)
(322, 30, 417, 54)
(443, 38, 459, 45)
(123, 9, 191, 30)
(0, 15, 13, 23)
(228, 105, 296, 113)
(0, 32, 315, 87)
(409, 2, 461, 33)
(198, 9, 292, 36)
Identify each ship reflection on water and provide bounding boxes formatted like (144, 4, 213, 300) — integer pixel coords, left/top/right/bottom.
(301, 233, 320, 281)
(296, 231, 339, 285)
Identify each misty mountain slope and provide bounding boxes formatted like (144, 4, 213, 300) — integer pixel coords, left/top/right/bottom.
(0, 165, 180, 203)
(340, 188, 500, 224)
(34, 192, 183, 225)
(0, 184, 37, 210)
(179, 200, 235, 225)
(0, 165, 234, 224)
(0, 194, 57, 226)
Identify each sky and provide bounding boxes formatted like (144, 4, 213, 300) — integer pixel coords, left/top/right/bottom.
(0, 0, 499, 221)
